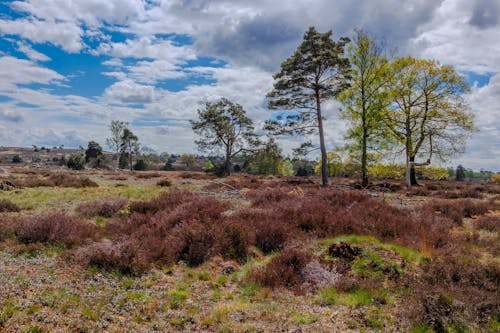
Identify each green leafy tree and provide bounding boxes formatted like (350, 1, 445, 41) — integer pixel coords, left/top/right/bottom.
(106, 120, 128, 168)
(456, 164, 466, 181)
(203, 159, 215, 172)
(66, 153, 85, 170)
(180, 154, 197, 170)
(266, 26, 351, 186)
(339, 30, 393, 187)
(246, 139, 283, 175)
(120, 128, 139, 171)
(85, 141, 103, 162)
(191, 98, 259, 176)
(385, 57, 475, 187)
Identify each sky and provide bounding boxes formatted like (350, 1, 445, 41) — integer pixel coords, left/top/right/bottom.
(0, 0, 499, 171)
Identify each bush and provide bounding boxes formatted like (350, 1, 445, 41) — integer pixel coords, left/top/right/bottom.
(474, 215, 500, 232)
(75, 199, 127, 218)
(11, 155, 22, 163)
(406, 249, 500, 331)
(0, 199, 20, 213)
(66, 154, 86, 170)
(0, 215, 16, 241)
(133, 158, 148, 171)
(156, 178, 172, 187)
(16, 213, 95, 246)
(426, 199, 490, 225)
(250, 248, 312, 289)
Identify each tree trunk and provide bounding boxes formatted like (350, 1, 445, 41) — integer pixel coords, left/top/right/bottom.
(316, 92, 328, 186)
(225, 145, 232, 177)
(409, 156, 418, 186)
(361, 130, 368, 187)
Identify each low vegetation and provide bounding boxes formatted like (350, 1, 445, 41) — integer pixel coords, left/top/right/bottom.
(0, 168, 498, 331)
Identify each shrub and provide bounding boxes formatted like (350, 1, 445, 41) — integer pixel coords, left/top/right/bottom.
(231, 208, 292, 253)
(156, 178, 172, 187)
(46, 173, 98, 188)
(0, 215, 16, 241)
(251, 248, 312, 289)
(133, 158, 148, 171)
(66, 154, 86, 170)
(426, 199, 490, 225)
(0, 199, 20, 213)
(491, 173, 500, 183)
(16, 213, 95, 246)
(11, 155, 22, 163)
(406, 249, 500, 331)
(129, 189, 195, 214)
(474, 215, 500, 232)
(135, 172, 162, 179)
(75, 199, 127, 218)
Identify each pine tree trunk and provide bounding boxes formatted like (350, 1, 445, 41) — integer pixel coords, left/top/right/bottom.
(316, 91, 328, 186)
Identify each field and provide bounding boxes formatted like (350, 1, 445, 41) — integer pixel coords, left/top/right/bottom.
(0, 167, 499, 332)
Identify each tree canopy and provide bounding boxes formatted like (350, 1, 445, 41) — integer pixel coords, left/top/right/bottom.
(266, 26, 351, 186)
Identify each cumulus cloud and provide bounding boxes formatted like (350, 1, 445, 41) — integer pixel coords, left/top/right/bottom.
(104, 80, 155, 104)
(0, 108, 23, 123)
(0, 56, 64, 89)
(0, 18, 83, 53)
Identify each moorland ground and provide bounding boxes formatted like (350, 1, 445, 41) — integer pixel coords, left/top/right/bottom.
(0, 166, 499, 332)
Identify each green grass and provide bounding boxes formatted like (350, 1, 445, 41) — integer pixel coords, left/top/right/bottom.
(0, 184, 162, 212)
(290, 313, 318, 325)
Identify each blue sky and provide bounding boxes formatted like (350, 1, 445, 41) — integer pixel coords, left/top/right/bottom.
(0, 0, 499, 170)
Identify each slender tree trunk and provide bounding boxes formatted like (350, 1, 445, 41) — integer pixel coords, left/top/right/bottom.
(316, 90, 328, 186)
(361, 130, 368, 187)
(225, 145, 232, 177)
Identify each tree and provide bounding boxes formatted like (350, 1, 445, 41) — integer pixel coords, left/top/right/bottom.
(266, 26, 351, 186)
(456, 164, 466, 181)
(180, 154, 197, 170)
(191, 98, 258, 176)
(385, 57, 475, 187)
(120, 128, 139, 171)
(339, 30, 392, 187)
(85, 141, 103, 162)
(106, 120, 128, 168)
(246, 138, 283, 175)
(66, 153, 85, 170)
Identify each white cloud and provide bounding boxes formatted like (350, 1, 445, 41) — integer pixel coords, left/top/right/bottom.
(104, 80, 155, 104)
(16, 41, 51, 62)
(0, 108, 23, 123)
(0, 56, 64, 90)
(0, 18, 83, 53)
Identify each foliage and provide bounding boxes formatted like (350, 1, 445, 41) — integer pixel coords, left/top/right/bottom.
(75, 199, 127, 218)
(0, 198, 20, 212)
(120, 128, 140, 171)
(106, 120, 127, 154)
(11, 155, 22, 163)
(265, 26, 351, 186)
(133, 158, 148, 171)
(339, 29, 392, 186)
(180, 154, 197, 169)
(491, 173, 500, 183)
(250, 248, 312, 289)
(16, 213, 95, 247)
(455, 165, 466, 181)
(386, 57, 475, 187)
(246, 139, 293, 176)
(191, 98, 258, 176)
(85, 141, 103, 162)
(203, 159, 214, 172)
(66, 153, 86, 170)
